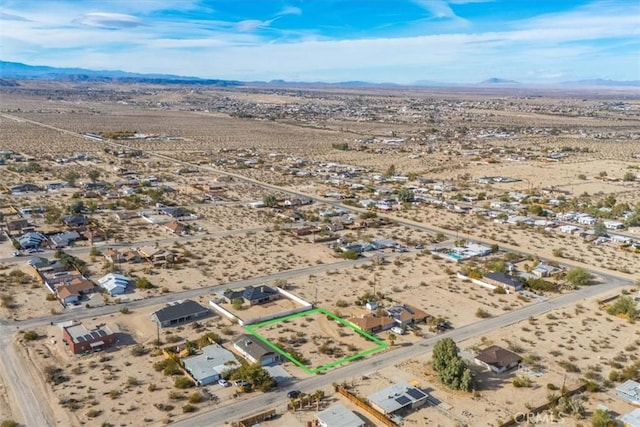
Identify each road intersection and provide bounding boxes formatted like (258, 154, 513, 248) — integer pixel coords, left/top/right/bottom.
(0, 113, 635, 426)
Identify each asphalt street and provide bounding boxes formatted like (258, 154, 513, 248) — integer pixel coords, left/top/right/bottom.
(0, 113, 635, 427)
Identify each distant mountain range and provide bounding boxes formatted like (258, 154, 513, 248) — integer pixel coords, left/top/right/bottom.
(1, 60, 639, 88)
(0, 61, 242, 86)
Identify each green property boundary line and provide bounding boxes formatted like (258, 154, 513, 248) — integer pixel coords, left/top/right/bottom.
(245, 307, 388, 374)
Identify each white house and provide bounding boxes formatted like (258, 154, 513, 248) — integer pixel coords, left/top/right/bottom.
(604, 221, 624, 230)
(182, 344, 238, 386)
(97, 273, 130, 296)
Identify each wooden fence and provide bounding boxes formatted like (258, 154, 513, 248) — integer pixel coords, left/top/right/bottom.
(336, 385, 396, 427)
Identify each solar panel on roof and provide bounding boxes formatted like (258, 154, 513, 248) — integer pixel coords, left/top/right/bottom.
(77, 336, 86, 342)
(97, 330, 107, 337)
(406, 388, 426, 400)
(395, 396, 411, 406)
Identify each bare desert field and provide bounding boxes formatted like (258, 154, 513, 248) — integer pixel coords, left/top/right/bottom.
(0, 81, 638, 427)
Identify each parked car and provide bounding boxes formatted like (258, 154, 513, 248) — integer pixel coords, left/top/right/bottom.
(287, 390, 302, 399)
(391, 326, 405, 335)
(415, 244, 425, 250)
(11, 251, 22, 257)
(218, 379, 230, 387)
(234, 380, 249, 387)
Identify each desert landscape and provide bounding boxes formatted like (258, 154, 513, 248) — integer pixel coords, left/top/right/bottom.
(0, 79, 639, 427)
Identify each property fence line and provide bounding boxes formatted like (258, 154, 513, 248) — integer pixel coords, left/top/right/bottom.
(238, 409, 276, 427)
(209, 287, 313, 326)
(497, 384, 587, 427)
(335, 385, 395, 427)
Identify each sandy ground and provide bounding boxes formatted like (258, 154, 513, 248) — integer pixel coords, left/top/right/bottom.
(1, 86, 639, 426)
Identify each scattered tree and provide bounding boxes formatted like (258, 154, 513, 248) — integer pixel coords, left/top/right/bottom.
(431, 338, 474, 391)
(591, 408, 616, 427)
(262, 194, 278, 208)
(397, 188, 414, 203)
(565, 268, 593, 287)
(87, 169, 101, 183)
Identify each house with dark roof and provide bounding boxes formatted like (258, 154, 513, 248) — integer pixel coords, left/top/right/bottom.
(62, 215, 90, 228)
(482, 272, 524, 292)
(18, 231, 46, 249)
(62, 323, 116, 354)
(474, 345, 522, 373)
(233, 334, 281, 366)
(5, 219, 32, 236)
(10, 183, 41, 194)
(151, 299, 210, 327)
(223, 285, 280, 306)
(159, 206, 188, 218)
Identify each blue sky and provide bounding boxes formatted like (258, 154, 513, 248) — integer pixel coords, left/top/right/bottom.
(1, 0, 639, 83)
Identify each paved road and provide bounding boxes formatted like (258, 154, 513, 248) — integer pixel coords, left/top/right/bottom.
(0, 334, 56, 427)
(1, 113, 636, 426)
(0, 253, 380, 426)
(170, 275, 628, 427)
(0, 225, 274, 264)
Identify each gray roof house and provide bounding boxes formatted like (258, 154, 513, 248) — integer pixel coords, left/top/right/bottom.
(483, 272, 524, 292)
(223, 285, 280, 306)
(316, 403, 365, 427)
(233, 334, 281, 366)
(151, 300, 210, 327)
(368, 382, 429, 416)
(617, 379, 640, 405)
(50, 231, 81, 248)
(182, 344, 239, 386)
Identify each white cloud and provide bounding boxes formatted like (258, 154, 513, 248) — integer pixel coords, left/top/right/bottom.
(1, 0, 639, 83)
(279, 6, 302, 16)
(73, 12, 144, 29)
(413, 0, 458, 19)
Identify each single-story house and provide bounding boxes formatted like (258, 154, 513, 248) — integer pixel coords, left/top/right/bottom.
(138, 246, 174, 264)
(50, 231, 81, 248)
(316, 403, 365, 427)
(385, 304, 429, 326)
(164, 220, 188, 235)
(97, 273, 130, 296)
(620, 408, 640, 427)
(114, 211, 139, 221)
(482, 272, 524, 292)
(233, 334, 281, 366)
(5, 219, 31, 235)
(159, 206, 188, 218)
(474, 345, 522, 373)
(17, 232, 46, 249)
(617, 380, 640, 405)
(62, 215, 89, 228)
(368, 382, 429, 416)
(62, 323, 116, 354)
(223, 285, 281, 306)
(182, 344, 239, 386)
(151, 299, 209, 327)
(56, 279, 95, 305)
(83, 228, 106, 243)
(346, 314, 396, 334)
(532, 263, 562, 278)
(10, 183, 41, 194)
